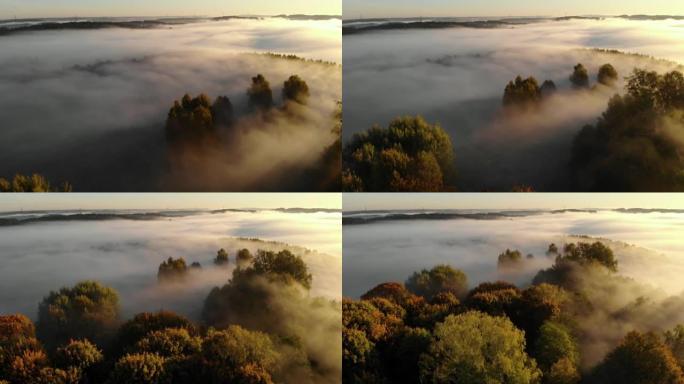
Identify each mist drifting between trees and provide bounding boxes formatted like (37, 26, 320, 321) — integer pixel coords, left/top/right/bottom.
(343, 18, 684, 191)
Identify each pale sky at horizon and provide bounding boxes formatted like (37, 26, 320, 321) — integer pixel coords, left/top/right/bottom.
(344, 0, 684, 19)
(0, 193, 341, 212)
(344, 193, 684, 211)
(0, 0, 340, 19)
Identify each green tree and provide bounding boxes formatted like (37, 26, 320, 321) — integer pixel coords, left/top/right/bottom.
(166, 93, 214, 141)
(108, 352, 168, 384)
(598, 64, 619, 87)
(570, 63, 589, 88)
(36, 281, 120, 351)
(342, 115, 455, 192)
(157, 257, 188, 281)
(591, 331, 684, 384)
(247, 74, 274, 111)
(236, 249, 312, 289)
(533, 321, 579, 373)
(282, 75, 310, 104)
(571, 68, 684, 191)
(419, 311, 541, 384)
(497, 249, 524, 270)
(214, 249, 229, 266)
(405, 265, 468, 300)
(503, 76, 541, 106)
(200, 326, 279, 384)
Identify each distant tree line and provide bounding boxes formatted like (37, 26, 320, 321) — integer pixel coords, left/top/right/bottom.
(344, 240, 684, 383)
(0, 247, 339, 384)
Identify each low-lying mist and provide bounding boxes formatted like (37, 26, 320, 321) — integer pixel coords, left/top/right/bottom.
(344, 18, 684, 190)
(0, 18, 341, 191)
(0, 209, 341, 319)
(343, 209, 684, 369)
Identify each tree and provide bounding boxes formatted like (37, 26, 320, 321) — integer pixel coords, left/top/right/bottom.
(112, 311, 196, 357)
(664, 324, 684, 369)
(237, 249, 312, 289)
(342, 115, 455, 192)
(211, 96, 234, 127)
(214, 249, 229, 266)
(157, 257, 188, 281)
(591, 331, 684, 384)
(166, 94, 214, 141)
(465, 281, 521, 317)
(37, 281, 120, 351)
(405, 265, 468, 300)
(360, 282, 419, 308)
(560, 242, 617, 271)
(598, 64, 619, 87)
(282, 75, 310, 104)
(108, 352, 168, 384)
(383, 327, 431, 384)
(54, 339, 103, 370)
(503, 76, 541, 106)
(247, 74, 274, 110)
(200, 326, 279, 384)
(0, 173, 72, 192)
(0, 314, 44, 381)
(497, 249, 524, 270)
(541, 80, 558, 98)
(546, 357, 581, 384)
(419, 311, 541, 384)
(133, 328, 201, 358)
(570, 68, 684, 191)
(570, 63, 589, 88)
(546, 243, 559, 257)
(533, 321, 579, 373)
(236, 249, 253, 268)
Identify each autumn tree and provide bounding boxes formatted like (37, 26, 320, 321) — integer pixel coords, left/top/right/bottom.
(591, 331, 684, 384)
(37, 281, 120, 351)
(405, 265, 468, 300)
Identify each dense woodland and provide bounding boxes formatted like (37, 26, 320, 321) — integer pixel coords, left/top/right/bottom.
(0, 247, 341, 384)
(343, 62, 684, 192)
(343, 241, 684, 384)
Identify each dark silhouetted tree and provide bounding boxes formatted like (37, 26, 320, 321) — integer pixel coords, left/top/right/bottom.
(497, 249, 524, 270)
(214, 249, 229, 266)
(247, 74, 274, 110)
(211, 96, 234, 127)
(570, 63, 590, 88)
(158, 257, 189, 281)
(598, 64, 619, 87)
(236, 248, 253, 268)
(541, 80, 558, 98)
(282, 75, 310, 105)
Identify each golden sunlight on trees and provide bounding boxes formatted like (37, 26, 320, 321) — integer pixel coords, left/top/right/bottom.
(0, 246, 339, 384)
(0, 173, 72, 192)
(571, 68, 684, 191)
(342, 115, 455, 192)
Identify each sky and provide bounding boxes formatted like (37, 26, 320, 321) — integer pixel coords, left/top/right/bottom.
(343, 0, 684, 19)
(0, 193, 341, 211)
(343, 193, 684, 211)
(0, 0, 340, 19)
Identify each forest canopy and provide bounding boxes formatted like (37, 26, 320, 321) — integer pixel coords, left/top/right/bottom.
(342, 115, 455, 192)
(0, 246, 340, 384)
